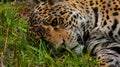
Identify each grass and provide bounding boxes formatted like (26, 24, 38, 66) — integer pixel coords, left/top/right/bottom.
(0, 2, 98, 67)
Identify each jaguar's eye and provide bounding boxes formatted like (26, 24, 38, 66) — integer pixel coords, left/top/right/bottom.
(51, 18, 58, 26)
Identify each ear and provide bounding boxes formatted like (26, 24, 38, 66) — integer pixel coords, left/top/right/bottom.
(47, 0, 64, 5)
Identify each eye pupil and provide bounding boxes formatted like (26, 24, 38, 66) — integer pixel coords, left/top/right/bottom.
(51, 18, 58, 26)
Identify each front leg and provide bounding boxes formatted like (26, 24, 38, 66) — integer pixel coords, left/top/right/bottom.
(86, 38, 120, 67)
(96, 49, 120, 67)
(84, 28, 120, 67)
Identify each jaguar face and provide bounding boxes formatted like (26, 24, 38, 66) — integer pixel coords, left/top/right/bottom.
(28, 0, 85, 51)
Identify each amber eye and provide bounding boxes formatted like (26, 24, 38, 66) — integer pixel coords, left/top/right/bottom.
(51, 18, 58, 26)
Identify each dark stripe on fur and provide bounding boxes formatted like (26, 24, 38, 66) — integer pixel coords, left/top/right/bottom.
(92, 7, 98, 28)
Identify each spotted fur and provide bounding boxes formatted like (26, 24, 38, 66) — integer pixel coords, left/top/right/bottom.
(27, 0, 120, 66)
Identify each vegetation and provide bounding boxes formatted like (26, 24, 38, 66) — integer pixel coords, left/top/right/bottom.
(0, 2, 98, 67)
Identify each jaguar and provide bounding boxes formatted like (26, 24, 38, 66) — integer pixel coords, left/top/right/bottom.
(26, 0, 120, 67)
